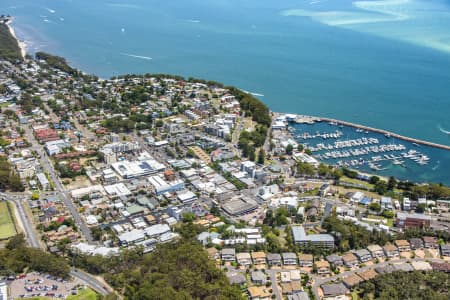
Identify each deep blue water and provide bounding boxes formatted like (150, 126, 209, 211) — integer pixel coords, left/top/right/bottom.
(1, 0, 450, 182)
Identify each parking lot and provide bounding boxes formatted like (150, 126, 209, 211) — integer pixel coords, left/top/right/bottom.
(9, 272, 84, 299)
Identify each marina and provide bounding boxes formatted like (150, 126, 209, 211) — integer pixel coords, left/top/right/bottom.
(287, 117, 450, 185)
(292, 115, 450, 151)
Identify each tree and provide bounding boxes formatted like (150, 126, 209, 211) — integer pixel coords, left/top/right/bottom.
(249, 146, 256, 161)
(374, 180, 388, 195)
(382, 210, 394, 218)
(369, 176, 380, 184)
(297, 144, 304, 152)
(258, 148, 265, 165)
(297, 162, 315, 176)
(181, 212, 197, 223)
(286, 144, 294, 155)
(415, 203, 427, 213)
(317, 163, 330, 177)
(387, 176, 397, 191)
(368, 202, 381, 212)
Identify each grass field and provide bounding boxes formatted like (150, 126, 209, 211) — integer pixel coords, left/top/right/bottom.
(67, 288, 97, 300)
(0, 201, 17, 240)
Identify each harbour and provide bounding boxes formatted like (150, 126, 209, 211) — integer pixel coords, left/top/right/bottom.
(280, 114, 450, 185)
(292, 115, 450, 150)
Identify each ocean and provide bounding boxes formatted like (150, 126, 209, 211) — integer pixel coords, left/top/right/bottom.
(1, 0, 450, 182)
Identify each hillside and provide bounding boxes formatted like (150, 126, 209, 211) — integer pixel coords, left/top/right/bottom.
(0, 22, 22, 62)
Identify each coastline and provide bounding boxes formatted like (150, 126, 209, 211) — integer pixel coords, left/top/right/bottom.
(3, 17, 449, 184)
(6, 18, 27, 59)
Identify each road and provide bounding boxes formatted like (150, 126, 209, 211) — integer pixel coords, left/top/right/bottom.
(267, 269, 282, 300)
(70, 269, 110, 296)
(22, 124, 94, 243)
(1, 192, 42, 249)
(12, 198, 41, 248)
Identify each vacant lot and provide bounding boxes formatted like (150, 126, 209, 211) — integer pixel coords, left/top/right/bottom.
(0, 201, 16, 240)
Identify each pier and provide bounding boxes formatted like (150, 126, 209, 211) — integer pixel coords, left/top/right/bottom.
(288, 114, 450, 151)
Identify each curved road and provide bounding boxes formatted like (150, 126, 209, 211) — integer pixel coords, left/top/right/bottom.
(70, 269, 110, 296)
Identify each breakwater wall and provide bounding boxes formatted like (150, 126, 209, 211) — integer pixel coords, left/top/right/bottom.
(289, 114, 450, 151)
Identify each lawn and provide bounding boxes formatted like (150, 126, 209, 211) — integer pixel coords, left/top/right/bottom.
(67, 288, 97, 300)
(0, 201, 17, 240)
(340, 176, 374, 189)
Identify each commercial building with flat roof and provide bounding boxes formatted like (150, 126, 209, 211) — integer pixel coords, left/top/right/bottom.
(148, 176, 185, 195)
(111, 159, 165, 178)
(396, 212, 431, 229)
(292, 226, 334, 249)
(221, 197, 258, 216)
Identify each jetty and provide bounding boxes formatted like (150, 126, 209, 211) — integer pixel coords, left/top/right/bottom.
(286, 113, 450, 151)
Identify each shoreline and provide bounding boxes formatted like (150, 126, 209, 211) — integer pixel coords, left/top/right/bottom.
(4, 17, 448, 154)
(6, 18, 27, 59)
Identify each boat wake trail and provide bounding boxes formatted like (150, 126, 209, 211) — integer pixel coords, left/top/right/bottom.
(120, 53, 152, 60)
(432, 160, 440, 171)
(438, 125, 450, 135)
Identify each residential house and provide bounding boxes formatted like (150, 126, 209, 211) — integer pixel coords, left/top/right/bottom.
(411, 261, 432, 271)
(315, 260, 331, 276)
(325, 254, 343, 268)
(280, 271, 291, 283)
(236, 252, 252, 266)
(431, 262, 450, 273)
(342, 274, 363, 288)
(441, 244, 450, 257)
(298, 254, 314, 267)
(342, 252, 358, 268)
(282, 252, 297, 265)
(321, 283, 349, 300)
(367, 244, 384, 258)
(375, 264, 395, 274)
(247, 286, 271, 300)
(394, 240, 411, 252)
(251, 271, 267, 285)
(409, 238, 424, 250)
(206, 247, 220, 260)
(227, 273, 246, 286)
(252, 252, 267, 265)
(281, 283, 293, 296)
(290, 270, 301, 282)
(267, 253, 282, 266)
(393, 262, 414, 272)
(383, 243, 399, 258)
(423, 236, 438, 249)
(290, 281, 302, 294)
(288, 291, 310, 300)
(353, 249, 372, 263)
(357, 269, 378, 281)
(221, 248, 236, 261)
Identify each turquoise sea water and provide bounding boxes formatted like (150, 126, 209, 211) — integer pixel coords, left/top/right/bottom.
(1, 0, 450, 182)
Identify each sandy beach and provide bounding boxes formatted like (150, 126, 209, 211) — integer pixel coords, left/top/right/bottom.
(6, 18, 27, 59)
